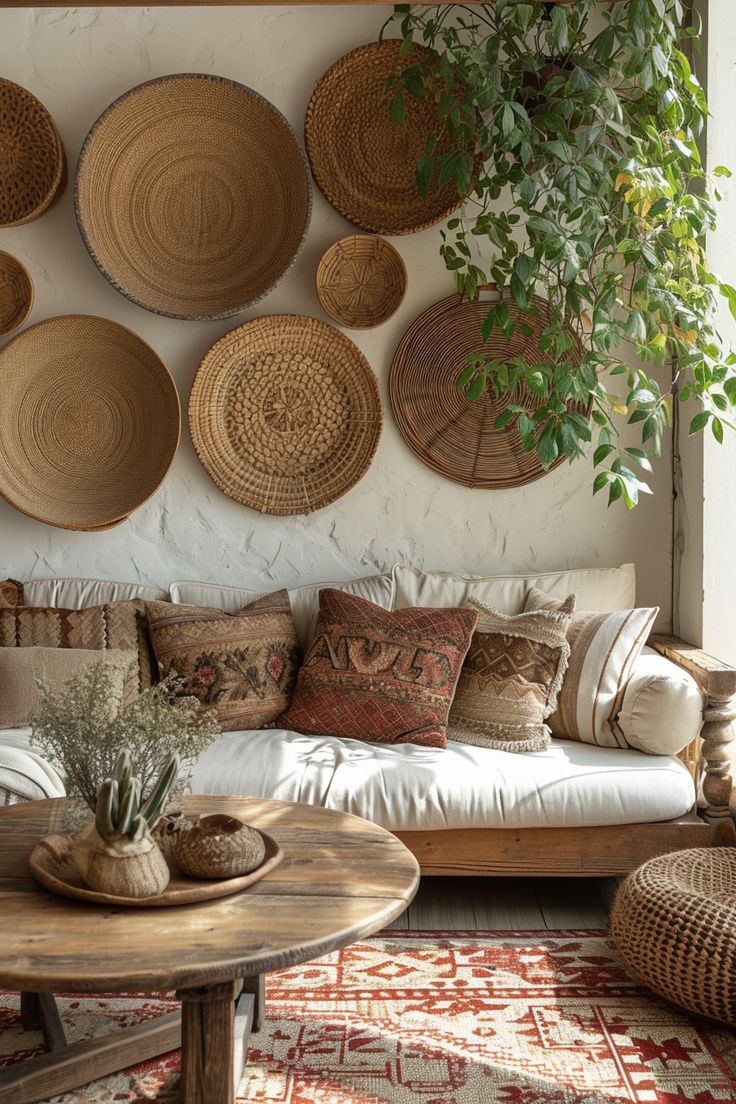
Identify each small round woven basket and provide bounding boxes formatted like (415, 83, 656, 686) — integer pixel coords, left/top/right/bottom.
(305, 40, 462, 235)
(0, 315, 180, 530)
(189, 314, 382, 516)
(612, 847, 736, 1026)
(316, 235, 407, 329)
(76, 74, 311, 320)
(0, 252, 34, 337)
(0, 78, 67, 228)
(390, 287, 582, 489)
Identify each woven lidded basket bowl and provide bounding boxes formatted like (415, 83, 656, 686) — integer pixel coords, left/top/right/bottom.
(0, 315, 180, 530)
(306, 40, 463, 235)
(190, 314, 382, 516)
(612, 847, 736, 1026)
(0, 78, 67, 228)
(75, 74, 311, 320)
(390, 288, 582, 489)
(317, 235, 407, 329)
(0, 252, 34, 337)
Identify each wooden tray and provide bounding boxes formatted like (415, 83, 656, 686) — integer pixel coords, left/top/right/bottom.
(29, 829, 283, 907)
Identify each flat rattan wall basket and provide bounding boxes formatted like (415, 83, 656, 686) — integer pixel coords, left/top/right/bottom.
(0, 252, 34, 337)
(189, 314, 382, 516)
(316, 235, 407, 329)
(305, 40, 462, 236)
(0, 78, 67, 228)
(390, 289, 583, 489)
(75, 74, 312, 321)
(0, 315, 180, 531)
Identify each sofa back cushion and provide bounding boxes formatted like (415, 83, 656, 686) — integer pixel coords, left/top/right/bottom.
(169, 574, 393, 653)
(145, 590, 300, 732)
(278, 588, 478, 748)
(392, 562, 635, 615)
(22, 578, 167, 608)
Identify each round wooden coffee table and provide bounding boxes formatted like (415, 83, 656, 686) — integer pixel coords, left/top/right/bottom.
(0, 795, 419, 1104)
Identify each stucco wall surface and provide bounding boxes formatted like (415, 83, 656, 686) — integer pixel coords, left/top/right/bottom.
(0, 5, 672, 623)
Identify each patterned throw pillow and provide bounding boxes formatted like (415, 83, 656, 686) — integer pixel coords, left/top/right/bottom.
(0, 580, 23, 608)
(145, 591, 300, 732)
(448, 596, 576, 753)
(277, 588, 478, 748)
(524, 586, 659, 747)
(0, 599, 155, 690)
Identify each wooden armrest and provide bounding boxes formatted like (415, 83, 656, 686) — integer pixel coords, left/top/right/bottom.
(649, 633, 736, 701)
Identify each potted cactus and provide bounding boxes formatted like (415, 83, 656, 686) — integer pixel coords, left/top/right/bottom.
(70, 749, 179, 899)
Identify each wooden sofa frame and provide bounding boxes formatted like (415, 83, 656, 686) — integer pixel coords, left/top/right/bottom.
(396, 635, 736, 877)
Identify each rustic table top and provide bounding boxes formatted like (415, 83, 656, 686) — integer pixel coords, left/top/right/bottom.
(0, 795, 420, 992)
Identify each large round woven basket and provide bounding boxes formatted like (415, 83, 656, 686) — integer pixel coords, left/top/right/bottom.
(390, 289, 582, 488)
(612, 847, 736, 1027)
(0, 252, 34, 337)
(189, 314, 382, 516)
(0, 78, 67, 228)
(305, 40, 462, 235)
(0, 315, 180, 530)
(75, 74, 311, 320)
(316, 235, 407, 329)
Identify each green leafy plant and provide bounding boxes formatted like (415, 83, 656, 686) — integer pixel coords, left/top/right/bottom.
(95, 749, 180, 843)
(32, 660, 220, 812)
(384, 0, 735, 507)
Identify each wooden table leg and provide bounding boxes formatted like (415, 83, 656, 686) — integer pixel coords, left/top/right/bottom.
(20, 992, 66, 1051)
(241, 974, 265, 1031)
(177, 979, 254, 1104)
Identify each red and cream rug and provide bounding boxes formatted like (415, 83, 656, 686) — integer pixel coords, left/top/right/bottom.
(2, 931, 735, 1103)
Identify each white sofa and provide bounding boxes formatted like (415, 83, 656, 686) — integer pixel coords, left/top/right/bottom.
(2, 562, 733, 875)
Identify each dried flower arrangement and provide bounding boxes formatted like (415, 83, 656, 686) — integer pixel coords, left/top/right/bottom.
(31, 660, 221, 812)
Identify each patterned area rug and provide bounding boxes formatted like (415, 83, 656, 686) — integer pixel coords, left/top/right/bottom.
(2, 931, 735, 1103)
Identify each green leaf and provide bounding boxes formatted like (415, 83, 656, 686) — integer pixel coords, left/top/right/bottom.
(416, 155, 433, 197)
(712, 416, 724, 444)
(389, 89, 406, 125)
(689, 411, 711, 435)
(494, 407, 515, 429)
(467, 374, 486, 402)
(593, 470, 616, 495)
(594, 443, 616, 467)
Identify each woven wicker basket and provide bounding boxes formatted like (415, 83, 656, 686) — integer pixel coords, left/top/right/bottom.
(76, 74, 311, 320)
(189, 314, 382, 516)
(390, 287, 582, 488)
(306, 40, 463, 235)
(0, 315, 180, 531)
(317, 235, 407, 329)
(0, 252, 34, 337)
(612, 847, 736, 1026)
(0, 78, 66, 228)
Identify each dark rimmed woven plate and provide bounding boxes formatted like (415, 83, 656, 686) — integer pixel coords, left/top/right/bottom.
(390, 289, 583, 489)
(305, 40, 462, 235)
(0, 78, 67, 228)
(0, 315, 180, 530)
(190, 314, 382, 515)
(75, 74, 312, 320)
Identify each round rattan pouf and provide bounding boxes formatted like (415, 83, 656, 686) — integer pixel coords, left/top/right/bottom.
(316, 235, 407, 328)
(0, 78, 67, 228)
(611, 847, 736, 1026)
(0, 252, 33, 336)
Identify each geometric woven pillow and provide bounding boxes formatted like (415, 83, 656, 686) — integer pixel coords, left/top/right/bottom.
(524, 585, 659, 747)
(0, 579, 23, 608)
(448, 595, 575, 753)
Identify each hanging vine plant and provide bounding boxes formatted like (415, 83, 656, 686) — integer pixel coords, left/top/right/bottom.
(383, 0, 735, 507)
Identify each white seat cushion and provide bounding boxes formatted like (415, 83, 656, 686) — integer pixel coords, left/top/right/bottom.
(190, 729, 695, 832)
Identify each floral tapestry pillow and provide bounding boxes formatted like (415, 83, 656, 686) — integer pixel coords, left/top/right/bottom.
(145, 590, 300, 731)
(448, 595, 576, 753)
(0, 580, 23, 608)
(277, 588, 478, 748)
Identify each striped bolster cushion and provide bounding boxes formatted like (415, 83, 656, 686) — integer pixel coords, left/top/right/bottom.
(524, 585, 658, 748)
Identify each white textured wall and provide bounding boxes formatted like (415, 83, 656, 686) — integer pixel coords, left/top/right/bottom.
(0, 6, 672, 622)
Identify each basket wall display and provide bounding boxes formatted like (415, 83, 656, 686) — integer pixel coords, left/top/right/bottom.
(190, 314, 382, 516)
(316, 235, 407, 329)
(0, 252, 34, 337)
(0, 315, 180, 530)
(75, 74, 312, 320)
(0, 78, 67, 228)
(390, 288, 583, 489)
(305, 40, 463, 235)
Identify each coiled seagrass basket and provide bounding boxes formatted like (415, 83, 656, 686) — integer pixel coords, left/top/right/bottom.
(0, 252, 34, 337)
(611, 847, 736, 1026)
(316, 235, 407, 329)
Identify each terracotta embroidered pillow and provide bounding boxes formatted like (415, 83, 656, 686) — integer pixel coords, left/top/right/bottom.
(448, 595, 576, 753)
(145, 590, 300, 731)
(524, 586, 659, 748)
(0, 580, 23, 608)
(277, 588, 478, 748)
(0, 599, 156, 690)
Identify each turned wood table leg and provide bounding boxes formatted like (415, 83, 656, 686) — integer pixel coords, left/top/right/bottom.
(177, 979, 254, 1104)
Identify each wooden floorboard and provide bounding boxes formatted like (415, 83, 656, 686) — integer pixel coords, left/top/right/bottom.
(389, 877, 618, 933)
